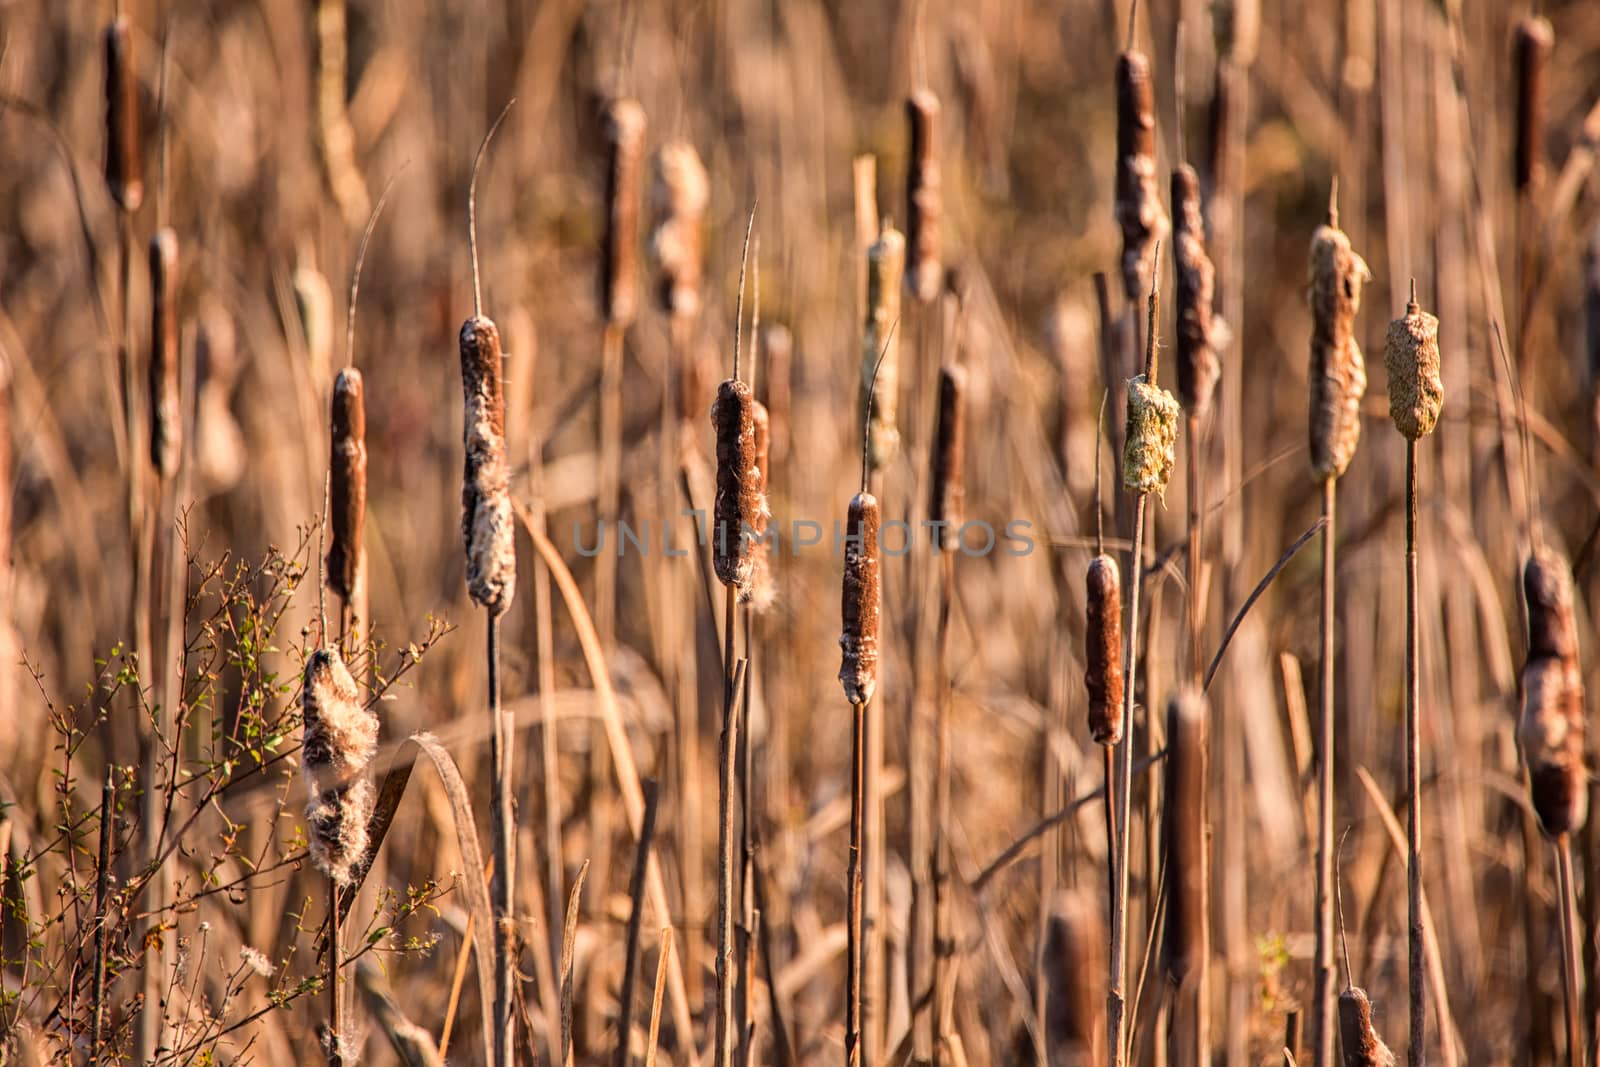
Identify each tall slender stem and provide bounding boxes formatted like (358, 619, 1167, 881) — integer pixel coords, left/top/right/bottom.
(715, 585, 738, 1067)
(1186, 415, 1203, 689)
(489, 613, 515, 1067)
(1314, 476, 1337, 1067)
(1108, 491, 1149, 1067)
(847, 696, 867, 1067)
(931, 551, 955, 1058)
(90, 767, 114, 1059)
(1554, 835, 1583, 1067)
(1404, 441, 1425, 1067)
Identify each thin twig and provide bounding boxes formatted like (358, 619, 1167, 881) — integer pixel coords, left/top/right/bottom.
(616, 780, 662, 1067)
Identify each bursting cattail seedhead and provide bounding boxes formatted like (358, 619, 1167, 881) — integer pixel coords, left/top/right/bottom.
(327, 368, 368, 604)
(651, 141, 709, 321)
(1383, 295, 1443, 440)
(712, 379, 762, 591)
(929, 365, 966, 551)
(103, 17, 143, 213)
(1122, 375, 1179, 496)
(1041, 889, 1106, 1065)
(743, 399, 776, 611)
(1524, 550, 1579, 661)
(302, 648, 377, 790)
(1519, 550, 1587, 836)
(601, 99, 647, 327)
(1162, 686, 1209, 987)
(1085, 555, 1125, 746)
(1115, 51, 1169, 302)
(838, 492, 882, 707)
(1308, 218, 1370, 480)
(308, 777, 374, 887)
(1337, 987, 1397, 1067)
(862, 224, 906, 472)
(459, 316, 516, 614)
(1513, 17, 1553, 193)
(1172, 166, 1223, 417)
(148, 228, 181, 479)
(905, 90, 943, 303)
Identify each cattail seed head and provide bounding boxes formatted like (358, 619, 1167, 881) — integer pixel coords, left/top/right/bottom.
(862, 224, 905, 472)
(1161, 686, 1209, 987)
(1308, 215, 1370, 480)
(712, 379, 761, 590)
(651, 141, 709, 322)
(1085, 554, 1125, 746)
(302, 648, 377, 886)
(929, 365, 966, 551)
(1337, 987, 1397, 1067)
(1519, 550, 1587, 836)
(1122, 375, 1179, 496)
(1041, 889, 1106, 1066)
(905, 91, 943, 304)
(1513, 16, 1553, 193)
(1172, 166, 1223, 418)
(459, 316, 516, 614)
(307, 777, 374, 887)
(743, 399, 776, 611)
(601, 99, 646, 327)
(1115, 51, 1169, 303)
(1383, 294, 1443, 440)
(327, 368, 367, 605)
(103, 17, 143, 213)
(838, 492, 882, 706)
(148, 227, 181, 479)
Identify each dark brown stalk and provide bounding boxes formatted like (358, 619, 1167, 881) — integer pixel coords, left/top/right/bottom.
(848, 694, 867, 1067)
(90, 767, 115, 1059)
(715, 652, 747, 1067)
(615, 779, 662, 1067)
(1403, 441, 1424, 1067)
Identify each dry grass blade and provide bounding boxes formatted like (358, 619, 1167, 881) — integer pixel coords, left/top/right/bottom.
(357, 958, 448, 1067)
(437, 857, 493, 1059)
(1203, 516, 1326, 691)
(646, 927, 673, 1067)
(561, 859, 591, 1067)
(616, 779, 662, 1067)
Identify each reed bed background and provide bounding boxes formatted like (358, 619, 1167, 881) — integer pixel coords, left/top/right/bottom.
(2, 0, 1600, 1063)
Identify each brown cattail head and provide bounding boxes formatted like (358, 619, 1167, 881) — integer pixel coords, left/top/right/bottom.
(1085, 554, 1125, 746)
(601, 99, 646, 327)
(1115, 51, 1169, 302)
(929, 365, 967, 551)
(711, 379, 761, 590)
(1337, 987, 1397, 1067)
(308, 777, 374, 887)
(459, 316, 516, 614)
(1041, 889, 1106, 1066)
(838, 492, 882, 706)
(103, 17, 143, 213)
(1162, 686, 1210, 987)
(862, 224, 906, 472)
(1122, 375, 1180, 496)
(1308, 211, 1370, 480)
(148, 227, 181, 479)
(327, 368, 367, 604)
(1172, 166, 1223, 418)
(1383, 292, 1443, 440)
(905, 90, 943, 304)
(651, 141, 709, 322)
(1519, 549, 1587, 836)
(302, 647, 378, 809)
(1513, 16, 1553, 193)
(742, 399, 776, 611)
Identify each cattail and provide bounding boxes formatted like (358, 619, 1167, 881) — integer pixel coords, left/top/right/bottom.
(1172, 166, 1222, 418)
(103, 17, 143, 213)
(1122, 375, 1180, 496)
(711, 379, 761, 590)
(1307, 201, 1370, 480)
(1161, 686, 1209, 987)
(861, 224, 905, 472)
(460, 316, 516, 614)
(1337, 987, 1397, 1067)
(302, 648, 378, 886)
(1383, 290, 1443, 441)
(1042, 889, 1106, 1066)
(1085, 555, 1124, 745)
(148, 228, 181, 479)
(929, 365, 966, 551)
(651, 141, 709, 322)
(1115, 51, 1169, 303)
(762, 323, 792, 464)
(1513, 16, 1553, 194)
(905, 90, 943, 303)
(327, 368, 367, 605)
(743, 399, 775, 611)
(1519, 550, 1588, 836)
(838, 492, 881, 706)
(601, 99, 646, 327)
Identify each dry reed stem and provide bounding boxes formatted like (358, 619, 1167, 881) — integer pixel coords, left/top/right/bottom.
(1402, 442, 1425, 1067)
(1115, 51, 1168, 302)
(839, 493, 882, 707)
(148, 228, 181, 479)
(327, 368, 367, 609)
(906, 90, 943, 304)
(862, 226, 905, 473)
(1338, 987, 1396, 1067)
(1308, 202, 1370, 481)
(646, 928, 673, 1067)
(616, 779, 662, 1067)
(716, 657, 748, 1067)
(1513, 17, 1553, 194)
(1172, 166, 1221, 419)
(103, 17, 142, 213)
(652, 141, 709, 322)
(560, 860, 590, 1067)
(89, 767, 114, 1060)
(929, 365, 966, 551)
(1042, 888, 1106, 1066)
(1085, 555, 1125, 746)
(1314, 475, 1339, 1067)
(602, 99, 646, 327)
(1384, 292, 1443, 441)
